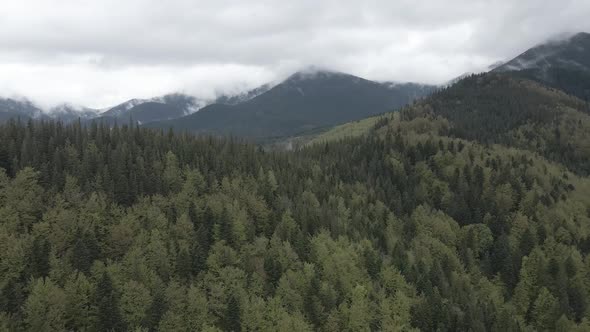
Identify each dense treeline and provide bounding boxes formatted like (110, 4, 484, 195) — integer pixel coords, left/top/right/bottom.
(514, 67, 590, 104)
(1, 112, 590, 331)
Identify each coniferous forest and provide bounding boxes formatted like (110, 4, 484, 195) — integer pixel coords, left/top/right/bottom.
(2, 71, 590, 331)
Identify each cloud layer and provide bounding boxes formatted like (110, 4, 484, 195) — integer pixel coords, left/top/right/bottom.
(1, 0, 589, 108)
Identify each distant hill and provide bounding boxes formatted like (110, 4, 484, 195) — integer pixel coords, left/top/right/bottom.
(0, 92, 214, 125)
(146, 69, 436, 139)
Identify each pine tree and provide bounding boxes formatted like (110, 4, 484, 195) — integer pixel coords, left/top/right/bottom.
(192, 205, 215, 273)
(224, 294, 241, 332)
(188, 202, 199, 227)
(176, 247, 192, 282)
(30, 236, 51, 278)
(217, 207, 233, 246)
(95, 272, 124, 332)
(263, 255, 282, 289)
(532, 287, 559, 331)
(146, 289, 166, 330)
(71, 231, 100, 275)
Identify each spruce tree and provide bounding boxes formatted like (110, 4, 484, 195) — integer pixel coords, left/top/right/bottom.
(224, 294, 241, 332)
(95, 272, 124, 332)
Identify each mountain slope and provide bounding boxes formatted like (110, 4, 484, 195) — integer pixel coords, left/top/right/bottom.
(394, 73, 590, 174)
(215, 83, 274, 105)
(123, 101, 188, 124)
(101, 99, 147, 118)
(92, 93, 207, 125)
(495, 32, 590, 100)
(47, 104, 100, 123)
(495, 32, 590, 73)
(147, 70, 435, 139)
(0, 98, 45, 122)
(308, 71, 590, 174)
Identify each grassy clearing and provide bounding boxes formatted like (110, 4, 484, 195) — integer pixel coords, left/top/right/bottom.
(307, 113, 397, 146)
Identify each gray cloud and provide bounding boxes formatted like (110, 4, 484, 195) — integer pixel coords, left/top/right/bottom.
(0, 0, 589, 108)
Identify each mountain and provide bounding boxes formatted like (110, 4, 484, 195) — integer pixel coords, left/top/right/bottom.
(495, 32, 590, 73)
(146, 69, 436, 139)
(0, 70, 434, 130)
(494, 32, 590, 100)
(215, 83, 274, 105)
(310, 71, 590, 174)
(401, 72, 590, 174)
(381, 81, 437, 98)
(154, 93, 207, 114)
(47, 104, 101, 123)
(100, 98, 147, 118)
(443, 72, 475, 87)
(0, 93, 207, 125)
(0, 97, 45, 122)
(487, 60, 505, 70)
(92, 93, 208, 125)
(0, 85, 279, 126)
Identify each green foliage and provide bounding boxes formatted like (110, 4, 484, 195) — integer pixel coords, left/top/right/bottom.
(399, 73, 590, 175)
(24, 278, 67, 332)
(0, 106, 588, 331)
(307, 114, 394, 146)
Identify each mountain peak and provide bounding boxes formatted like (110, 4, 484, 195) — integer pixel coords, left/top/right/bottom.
(285, 67, 352, 82)
(569, 31, 590, 45)
(48, 103, 99, 115)
(572, 31, 590, 39)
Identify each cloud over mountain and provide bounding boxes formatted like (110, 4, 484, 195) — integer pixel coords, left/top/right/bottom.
(1, 0, 589, 107)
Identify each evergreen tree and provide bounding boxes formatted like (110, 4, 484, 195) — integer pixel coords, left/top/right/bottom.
(29, 236, 50, 278)
(224, 294, 241, 332)
(95, 272, 124, 332)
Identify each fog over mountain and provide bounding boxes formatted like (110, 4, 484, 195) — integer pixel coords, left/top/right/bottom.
(1, 0, 589, 108)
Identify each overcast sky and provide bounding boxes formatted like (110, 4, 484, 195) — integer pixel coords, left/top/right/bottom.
(1, 0, 589, 108)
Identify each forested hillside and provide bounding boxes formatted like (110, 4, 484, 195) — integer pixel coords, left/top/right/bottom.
(510, 67, 590, 103)
(401, 73, 590, 175)
(1, 99, 590, 331)
(313, 73, 590, 175)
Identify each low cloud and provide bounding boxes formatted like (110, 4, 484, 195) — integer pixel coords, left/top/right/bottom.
(1, 0, 589, 108)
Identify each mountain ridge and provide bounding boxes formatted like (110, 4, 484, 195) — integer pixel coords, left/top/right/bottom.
(145, 69, 436, 139)
(495, 32, 590, 73)
(493, 32, 590, 100)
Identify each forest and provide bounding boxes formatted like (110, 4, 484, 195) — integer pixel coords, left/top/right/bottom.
(1, 73, 590, 331)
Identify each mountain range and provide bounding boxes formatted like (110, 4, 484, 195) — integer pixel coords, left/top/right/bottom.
(0, 98, 45, 122)
(0, 69, 436, 139)
(1, 32, 589, 140)
(144, 70, 436, 139)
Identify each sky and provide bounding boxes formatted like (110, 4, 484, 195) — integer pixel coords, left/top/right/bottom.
(1, 0, 589, 109)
